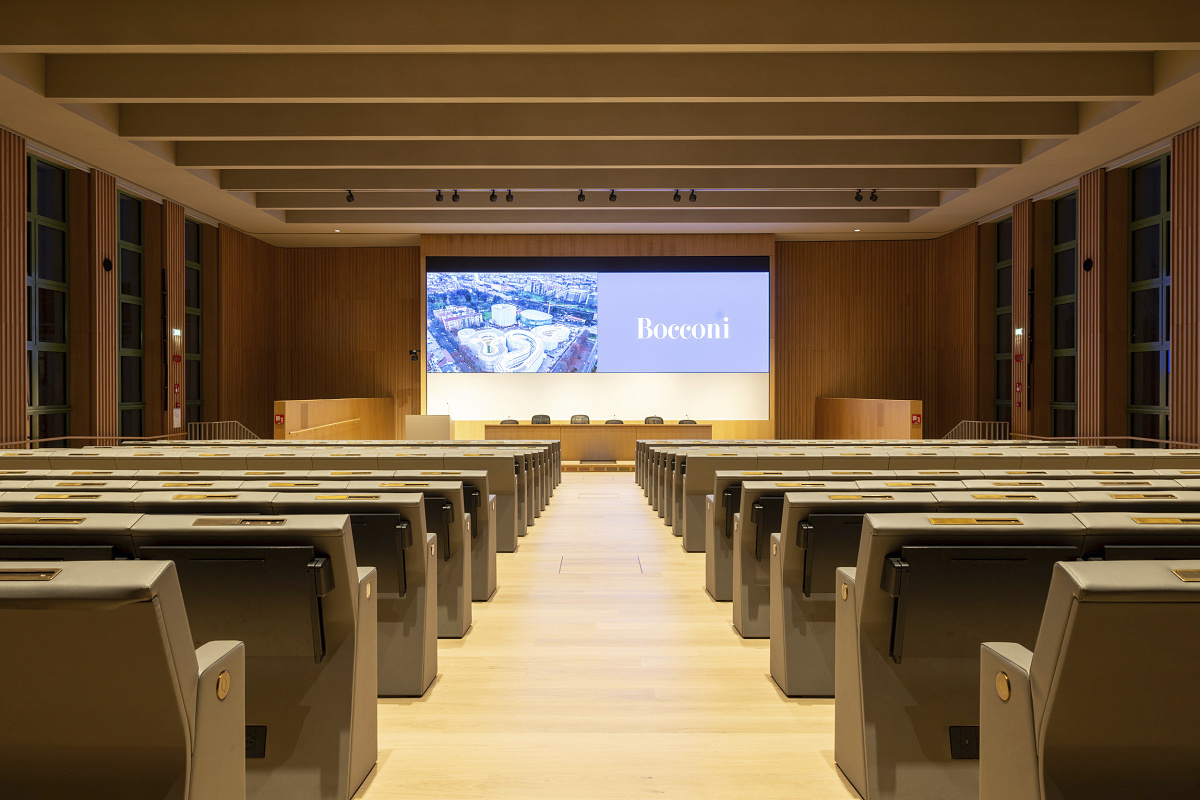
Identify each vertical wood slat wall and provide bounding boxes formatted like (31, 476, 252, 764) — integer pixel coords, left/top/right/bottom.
(276, 247, 421, 438)
(0, 130, 26, 444)
(216, 225, 279, 434)
(88, 170, 118, 442)
(162, 200, 185, 432)
(1009, 200, 1033, 435)
(775, 226, 978, 439)
(1077, 168, 1108, 440)
(1171, 127, 1200, 445)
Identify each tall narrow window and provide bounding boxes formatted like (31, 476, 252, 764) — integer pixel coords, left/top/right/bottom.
(26, 156, 70, 446)
(184, 219, 202, 425)
(1127, 156, 1171, 447)
(1051, 193, 1078, 437)
(118, 193, 145, 438)
(994, 217, 1014, 425)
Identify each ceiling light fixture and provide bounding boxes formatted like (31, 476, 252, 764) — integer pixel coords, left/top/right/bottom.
(869, 189, 878, 202)
(346, 190, 355, 203)
(688, 189, 697, 202)
(854, 229, 861, 232)
(673, 190, 681, 202)
(451, 190, 460, 202)
(435, 190, 443, 202)
(334, 229, 340, 232)
(854, 189, 863, 202)
(505, 189, 514, 202)
(489, 190, 497, 202)
(578, 189, 586, 202)
(609, 189, 617, 202)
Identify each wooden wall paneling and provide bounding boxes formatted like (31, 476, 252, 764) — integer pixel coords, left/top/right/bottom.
(775, 240, 933, 439)
(976, 222, 998, 420)
(0, 130, 25, 444)
(88, 170, 118, 443)
(162, 200, 185, 433)
(1104, 168, 1131, 437)
(1171, 127, 1200, 445)
(814, 397, 923, 439)
(1010, 200, 1034, 435)
(1030, 199, 1054, 437)
(200, 222, 220, 420)
(142, 199, 164, 437)
(1077, 168, 1108, 441)
(274, 245, 421, 438)
(216, 225, 278, 436)
(931, 224, 980, 437)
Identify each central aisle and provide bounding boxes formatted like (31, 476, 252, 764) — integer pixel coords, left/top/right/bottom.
(359, 473, 859, 799)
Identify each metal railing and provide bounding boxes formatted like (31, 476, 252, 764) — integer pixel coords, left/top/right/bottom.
(187, 421, 261, 441)
(1011, 433, 1200, 449)
(0, 433, 188, 449)
(942, 420, 1011, 440)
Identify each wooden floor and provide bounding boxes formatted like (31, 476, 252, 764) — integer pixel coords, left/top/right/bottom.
(357, 473, 860, 799)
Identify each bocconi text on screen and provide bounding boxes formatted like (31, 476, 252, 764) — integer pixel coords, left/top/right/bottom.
(636, 317, 730, 340)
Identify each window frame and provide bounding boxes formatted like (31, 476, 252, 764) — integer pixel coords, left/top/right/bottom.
(994, 217, 1014, 425)
(184, 218, 203, 426)
(26, 155, 71, 447)
(1050, 192, 1078, 438)
(117, 192, 146, 438)
(1126, 154, 1171, 447)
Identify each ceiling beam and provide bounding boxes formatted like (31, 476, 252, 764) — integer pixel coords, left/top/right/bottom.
(285, 208, 912, 225)
(45, 52, 1153, 102)
(255, 189, 941, 210)
(4, 1, 1200, 52)
(220, 166, 979, 191)
(120, 101, 1080, 140)
(179, 138, 1022, 169)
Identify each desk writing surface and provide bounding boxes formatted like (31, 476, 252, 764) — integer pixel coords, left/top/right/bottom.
(483, 423, 711, 461)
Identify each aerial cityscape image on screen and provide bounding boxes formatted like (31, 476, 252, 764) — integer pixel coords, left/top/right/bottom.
(427, 272, 599, 373)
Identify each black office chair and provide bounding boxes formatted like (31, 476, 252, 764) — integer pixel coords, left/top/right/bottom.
(605, 419, 624, 424)
(678, 419, 697, 424)
(570, 415, 590, 425)
(500, 419, 519, 425)
(531, 415, 551, 425)
(644, 416, 664, 424)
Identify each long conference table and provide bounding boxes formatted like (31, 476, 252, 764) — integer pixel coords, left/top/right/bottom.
(485, 423, 711, 461)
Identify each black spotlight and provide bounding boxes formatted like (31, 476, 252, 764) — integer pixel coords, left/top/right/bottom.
(435, 189, 443, 202)
(490, 190, 498, 203)
(609, 189, 617, 202)
(869, 189, 878, 202)
(346, 189, 355, 203)
(578, 190, 586, 202)
(854, 189, 863, 202)
(688, 189, 697, 202)
(673, 189, 681, 202)
(505, 189, 514, 202)
(451, 190, 460, 202)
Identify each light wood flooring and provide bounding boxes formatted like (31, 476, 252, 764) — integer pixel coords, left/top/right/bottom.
(357, 472, 860, 799)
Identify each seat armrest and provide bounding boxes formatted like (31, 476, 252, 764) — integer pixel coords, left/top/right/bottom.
(190, 641, 246, 800)
(833, 567, 867, 798)
(980, 642, 1038, 800)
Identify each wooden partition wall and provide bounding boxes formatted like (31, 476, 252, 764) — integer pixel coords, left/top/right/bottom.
(0, 129, 25, 444)
(272, 397, 395, 440)
(814, 398, 923, 439)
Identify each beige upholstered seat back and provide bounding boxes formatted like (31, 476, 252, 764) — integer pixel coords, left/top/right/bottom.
(1030, 560, 1200, 799)
(0, 559, 196, 799)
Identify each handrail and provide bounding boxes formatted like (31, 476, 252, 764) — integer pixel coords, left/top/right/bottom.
(287, 418, 362, 439)
(1010, 433, 1200, 449)
(0, 433, 188, 449)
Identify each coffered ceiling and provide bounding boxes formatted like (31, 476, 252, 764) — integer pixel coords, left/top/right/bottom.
(2, 1, 1200, 245)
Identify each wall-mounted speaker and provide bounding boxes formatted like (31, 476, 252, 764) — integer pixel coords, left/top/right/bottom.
(1083, 257, 1093, 272)
(102, 257, 113, 272)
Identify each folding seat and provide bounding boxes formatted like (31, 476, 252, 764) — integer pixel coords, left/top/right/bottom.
(980, 560, 1200, 799)
(132, 514, 377, 800)
(270, 492, 437, 696)
(0, 559, 245, 800)
(771, 491, 938, 696)
(835, 512, 1086, 800)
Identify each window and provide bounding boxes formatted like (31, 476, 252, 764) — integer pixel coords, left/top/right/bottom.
(1127, 155, 1171, 447)
(26, 156, 70, 447)
(1050, 193, 1078, 437)
(118, 193, 145, 438)
(184, 219, 202, 426)
(994, 217, 1013, 425)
